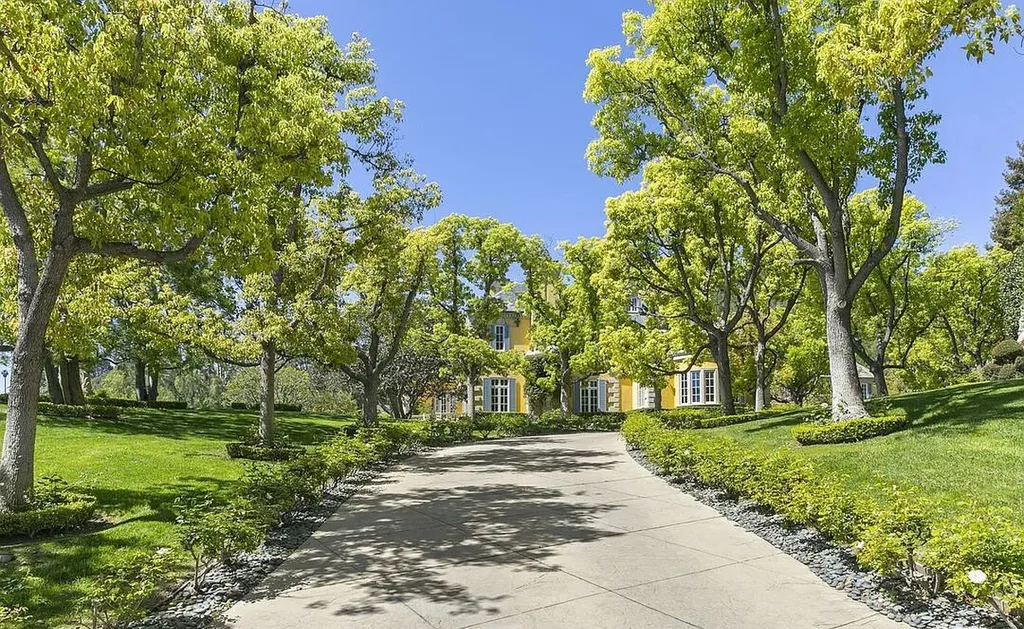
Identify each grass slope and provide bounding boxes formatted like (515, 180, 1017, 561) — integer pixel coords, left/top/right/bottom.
(710, 379, 1024, 515)
(0, 407, 353, 626)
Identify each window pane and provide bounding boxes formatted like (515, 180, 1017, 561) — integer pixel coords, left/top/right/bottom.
(680, 374, 689, 405)
(691, 371, 702, 404)
(704, 370, 716, 403)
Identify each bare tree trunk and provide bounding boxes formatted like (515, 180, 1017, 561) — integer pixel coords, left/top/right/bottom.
(135, 360, 148, 402)
(361, 371, 380, 427)
(871, 364, 889, 397)
(43, 356, 64, 405)
(59, 358, 75, 406)
(708, 331, 736, 415)
(147, 365, 160, 402)
(65, 356, 86, 406)
(559, 350, 572, 414)
(754, 339, 768, 412)
(464, 372, 476, 420)
(823, 275, 869, 421)
(0, 246, 74, 511)
(258, 341, 276, 444)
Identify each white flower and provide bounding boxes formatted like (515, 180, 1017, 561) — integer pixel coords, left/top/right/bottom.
(854, 541, 865, 551)
(155, 547, 172, 556)
(968, 570, 988, 585)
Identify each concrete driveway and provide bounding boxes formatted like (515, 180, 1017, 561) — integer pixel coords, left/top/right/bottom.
(224, 433, 906, 629)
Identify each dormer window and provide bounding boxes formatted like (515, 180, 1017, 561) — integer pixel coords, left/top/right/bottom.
(493, 323, 507, 351)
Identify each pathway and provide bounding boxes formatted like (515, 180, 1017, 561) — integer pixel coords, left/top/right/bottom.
(224, 433, 906, 629)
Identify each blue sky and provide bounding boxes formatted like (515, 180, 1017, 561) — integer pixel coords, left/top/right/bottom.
(293, 0, 1024, 250)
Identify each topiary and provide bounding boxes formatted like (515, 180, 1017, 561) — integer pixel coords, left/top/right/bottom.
(991, 339, 1024, 365)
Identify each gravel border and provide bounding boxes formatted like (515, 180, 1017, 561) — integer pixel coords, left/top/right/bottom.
(625, 444, 1006, 629)
(128, 448, 428, 629)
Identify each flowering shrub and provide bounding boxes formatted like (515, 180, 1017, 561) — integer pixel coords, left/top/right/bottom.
(793, 410, 910, 445)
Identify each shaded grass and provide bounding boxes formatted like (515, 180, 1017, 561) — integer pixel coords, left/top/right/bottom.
(708, 379, 1024, 516)
(0, 406, 354, 626)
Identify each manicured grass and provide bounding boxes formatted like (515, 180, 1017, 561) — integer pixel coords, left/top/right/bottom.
(708, 379, 1024, 516)
(0, 406, 354, 626)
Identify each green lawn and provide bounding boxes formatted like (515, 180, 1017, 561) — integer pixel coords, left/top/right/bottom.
(0, 406, 354, 626)
(710, 379, 1024, 516)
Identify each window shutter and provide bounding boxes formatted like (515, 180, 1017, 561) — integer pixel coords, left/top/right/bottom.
(508, 379, 518, 413)
(598, 380, 607, 412)
(482, 378, 492, 412)
(503, 324, 511, 351)
(573, 381, 581, 413)
(489, 325, 497, 350)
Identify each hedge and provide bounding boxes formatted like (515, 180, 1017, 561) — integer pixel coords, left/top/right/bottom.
(621, 413, 1024, 622)
(225, 442, 306, 461)
(0, 477, 98, 538)
(86, 397, 188, 410)
(792, 410, 910, 445)
(228, 402, 303, 412)
(36, 402, 121, 420)
(423, 411, 626, 444)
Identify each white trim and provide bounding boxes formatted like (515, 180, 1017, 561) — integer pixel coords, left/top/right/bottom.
(489, 377, 511, 412)
(579, 379, 601, 414)
(677, 368, 720, 406)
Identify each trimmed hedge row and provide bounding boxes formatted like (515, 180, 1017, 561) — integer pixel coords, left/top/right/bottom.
(228, 402, 303, 412)
(87, 397, 188, 410)
(793, 410, 910, 445)
(424, 411, 626, 445)
(225, 442, 305, 461)
(37, 402, 121, 419)
(621, 413, 1024, 621)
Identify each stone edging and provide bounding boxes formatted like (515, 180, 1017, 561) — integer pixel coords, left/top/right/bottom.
(625, 444, 1005, 629)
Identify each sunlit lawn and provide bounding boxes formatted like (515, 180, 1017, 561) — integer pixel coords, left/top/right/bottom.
(0, 406, 353, 626)
(708, 379, 1024, 516)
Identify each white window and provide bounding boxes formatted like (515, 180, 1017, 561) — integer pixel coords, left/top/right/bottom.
(704, 370, 717, 404)
(434, 393, 457, 416)
(678, 369, 719, 406)
(490, 378, 511, 412)
(861, 382, 873, 400)
(628, 295, 644, 314)
(634, 382, 657, 409)
(493, 324, 506, 351)
(580, 380, 601, 413)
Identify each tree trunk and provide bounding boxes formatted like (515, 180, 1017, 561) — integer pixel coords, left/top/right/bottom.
(754, 339, 768, 412)
(135, 360, 148, 402)
(82, 369, 95, 397)
(464, 373, 476, 420)
(258, 341, 276, 445)
(147, 365, 160, 402)
(65, 356, 86, 406)
(362, 371, 380, 427)
(708, 331, 736, 415)
(0, 246, 74, 511)
(822, 277, 869, 421)
(559, 350, 572, 414)
(59, 358, 75, 406)
(871, 363, 889, 397)
(43, 356, 64, 405)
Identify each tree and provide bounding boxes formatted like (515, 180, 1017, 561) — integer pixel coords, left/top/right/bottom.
(850, 191, 948, 395)
(584, 0, 1017, 420)
(520, 238, 610, 414)
(377, 341, 456, 420)
(991, 141, 1024, 251)
(926, 245, 1010, 377)
(601, 159, 775, 415)
(0, 0, 372, 509)
(426, 216, 533, 419)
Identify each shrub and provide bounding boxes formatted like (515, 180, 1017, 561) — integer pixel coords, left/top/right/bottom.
(491, 413, 529, 437)
(792, 410, 910, 445)
(227, 402, 302, 412)
(0, 393, 7, 405)
(36, 402, 120, 420)
(691, 404, 804, 429)
(85, 547, 178, 627)
(991, 339, 1024, 365)
(424, 416, 475, 445)
(83, 397, 188, 410)
(856, 486, 933, 582)
(0, 477, 98, 537)
(0, 606, 33, 628)
(175, 495, 267, 590)
(230, 402, 248, 410)
(656, 407, 717, 429)
(921, 508, 1024, 617)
